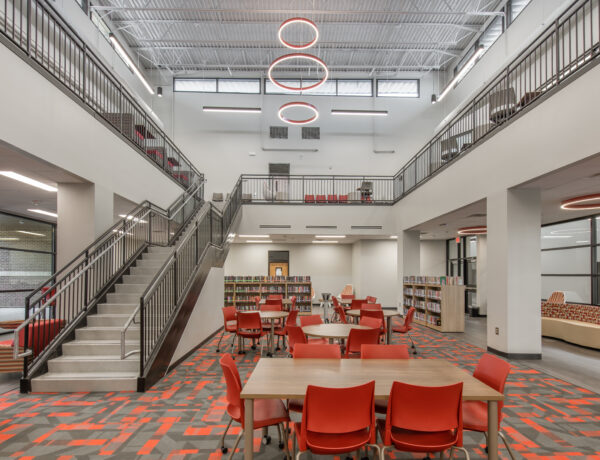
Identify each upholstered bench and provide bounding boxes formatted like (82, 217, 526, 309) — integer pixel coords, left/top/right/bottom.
(542, 317, 600, 349)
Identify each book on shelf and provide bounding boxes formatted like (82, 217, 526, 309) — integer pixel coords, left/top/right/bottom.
(403, 275, 463, 286)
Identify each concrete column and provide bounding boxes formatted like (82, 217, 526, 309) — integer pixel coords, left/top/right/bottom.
(476, 235, 488, 315)
(397, 230, 421, 309)
(57, 183, 114, 269)
(487, 189, 541, 358)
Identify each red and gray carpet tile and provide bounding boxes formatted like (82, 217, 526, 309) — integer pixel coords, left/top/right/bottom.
(0, 320, 598, 459)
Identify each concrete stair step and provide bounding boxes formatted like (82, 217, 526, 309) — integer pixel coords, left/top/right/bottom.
(31, 372, 138, 392)
(148, 246, 173, 254)
(130, 266, 159, 276)
(115, 283, 147, 294)
(141, 252, 171, 261)
(87, 314, 135, 328)
(106, 292, 141, 303)
(76, 326, 139, 341)
(135, 260, 165, 269)
(48, 355, 138, 373)
(122, 274, 154, 285)
(97, 303, 137, 315)
(62, 340, 139, 356)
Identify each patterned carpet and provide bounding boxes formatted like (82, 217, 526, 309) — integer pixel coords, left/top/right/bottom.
(0, 320, 598, 459)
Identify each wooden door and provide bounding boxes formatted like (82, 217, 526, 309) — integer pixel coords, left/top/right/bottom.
(269, 262, 288, 277)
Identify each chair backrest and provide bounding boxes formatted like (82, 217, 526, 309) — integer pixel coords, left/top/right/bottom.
(286, 325, 308, 353)
(385, 381, 463, 447)
(547, 291, 565, 304)
(341, 294, 355, 300)
(267, 294, 283, 300)
(334, 305, 347, 324)
(473, 353, 511, 424)
(293, 343, 341, 359)
(220, 354, 243, 420)
(360, 309, 385, 331)
(222, 306, 237, 324)
(345, 327, 381, 356)
(265, 299, 283, 308)
(253, 296, 261, 309)
(285, 309, 299, 329)
(260, 304, 282, 312)
(300, 314, 323, 327)
(237, 311, 262, 331)
(366, 296, 377, 303)
(302, 381, 376, 440)
(350, 298, 368, 310)
(331, 296, 340, 307)
(359, 316, 382, 330)
(397, 307, 416, 333)
(361, 344, 410, 359)
(341, 284, 353, 296)
(290, 296, 297, 310)
(361, 303, 382, 311)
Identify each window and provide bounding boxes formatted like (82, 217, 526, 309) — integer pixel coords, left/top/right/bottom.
(376, 79, 419, 98)
(264, 78, 372, 97)
(75, 0, 88, 13)
(338, 80, 372, 96)
(174, 78, 260, 94)
(509, 0, 531, 23)
(217, 79, 261, 94)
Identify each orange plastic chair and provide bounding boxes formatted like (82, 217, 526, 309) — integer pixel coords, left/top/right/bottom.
(359, 316, 383, 330)
(293, 381, 379, 458)
(463, 353, 514, 459)
(216, 306, 237, 352)
(286, 325, 327, 355)
(344, 327, 380, 358)
(219, 354, 290, 455)
(361, 302, 382, 310)
(267, 294, 283, 300)
(299, 314, 323, 327)
(366, 296, 377, 303)
(315, 194, 326, 203)
(393, 307, 417, 354)
(260, 303, 283, 329)
(290, 295, 297, 310)
(360, 309, 386, 338)
(253, 295, 261, 310)
(304, 194, 315, 203)
(341, 294, 354, 300)
(350, 298, 368, 310)
(361, 344, 410, 359)
(236, 312, 267, 355)
(274, 309, 298, 350)
(378, 381, 467, 459)
(293, 343, 341, 359)
(334, 305, 348, 324)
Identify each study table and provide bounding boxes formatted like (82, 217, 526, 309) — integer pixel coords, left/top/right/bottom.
(345, 308, 401, 344)
(240, 358, 504, 460)
(302, 323, 370, 341)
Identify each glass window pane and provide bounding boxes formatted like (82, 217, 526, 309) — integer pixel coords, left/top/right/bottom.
(542, 276, 591, 304)
(0, 249, 53, 307)
(174, 78, 217, 93)
(511, 0, 531, 21)
(265, 79, 302, 94)
(541, 247, 590, 274)
(218, 78, 260, 94)
(0, 213, 54, 252)
(466, 236, 477, 258)
(480, 16, 503, 51)
(466, 260, 477, 286)
(301, 80, 336, 95)
(338, 80, 372, 96)
(448, 240, 458, 259)
(541, 219, 591, 248)
(377, 79, 419, 98)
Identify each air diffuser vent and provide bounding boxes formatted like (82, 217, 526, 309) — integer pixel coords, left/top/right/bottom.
(306, 225, 337, 229)
(351, 225, 383, 230)
(270, 126, 288, 139)
(259, 224, 291, 229)
(302, 127, 320, 139)
(467, 213, 487, 218)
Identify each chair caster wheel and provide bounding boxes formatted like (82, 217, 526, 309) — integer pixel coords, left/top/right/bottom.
(251, 345, 257, 350)
(216, 348, 220, 352)
(262, 435, 271, 445)
(278, 442, 285, 449)
(485, 446, 488, 453)
(221, 446, 228, 453)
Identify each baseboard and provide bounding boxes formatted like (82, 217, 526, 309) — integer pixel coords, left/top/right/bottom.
(166, 327, 222, 374)
(487, 346, 542, 360)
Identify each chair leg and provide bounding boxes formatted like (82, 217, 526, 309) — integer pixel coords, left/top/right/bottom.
(218, 416, 233, 452)
(367, 443, 381, 460)
(216, 330, 226, 352)
(379, 445, 388, 460)
(227, 431, 243, 460)
(499, 431, 516, 460)
(449, 446, 470, 460)
(407, 332, 417, 354)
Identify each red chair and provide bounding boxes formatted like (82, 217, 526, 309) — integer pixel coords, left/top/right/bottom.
(393, 307, 417, 355)
(267, 294, 283, 300)
(327, 194, 338, 203)
(260, 303, 283, 331)
(286, 325, 327, 355)
(360, 309, 386, 338)
(333, 305, 348, 324)
(338, 194, 349, 203)
(315, 194, 326, 203)
(253, 296, 261, 310)
(274, 309, 299, 350)
(217, 306, 237, 352)
(350, 298, 368, 310)
(290, 296, 297, 311)
(341, 294, 354, 300)
(378, 381, 468, 459)
(463, 353, 514, 460)
(293, 343, 341, 359)
(366, 296, 377, 303)
(219, 354, 290, 455)
(299, 315, 323, 327)
(344, 327, 380, 358)
(361, 303, 382, 310)
(236, 312, 267, 355)
(359, 316, 383, 331)
(293, 381, 379, 459)
(304, 194, 315, 203)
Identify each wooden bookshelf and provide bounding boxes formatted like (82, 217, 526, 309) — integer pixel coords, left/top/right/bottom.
(225, 276, 313, 315)
(403, 281, 465, 332)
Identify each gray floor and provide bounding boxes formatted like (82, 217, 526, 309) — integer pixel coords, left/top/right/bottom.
(463, 316, 600, 394)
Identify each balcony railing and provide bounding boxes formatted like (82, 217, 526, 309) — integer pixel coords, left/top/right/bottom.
(0, 0, 201, 188)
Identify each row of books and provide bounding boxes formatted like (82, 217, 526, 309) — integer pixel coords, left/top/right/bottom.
(225, 276, 311, 282)
(426, 302, 441, 313)
(427, 316, 442, 326)
(403, 276, 464, 285)
(415, 300, 425, 309)
(287, 286, 311, 293)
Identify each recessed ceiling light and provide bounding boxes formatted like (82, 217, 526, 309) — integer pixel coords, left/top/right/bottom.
(16, 230, 45, 237)
(0, 171, 57, 192)
(331, 109, 388, 117)
(312, 240, 339, 244)
(542, 235, 572, 238)
(239, 234, 270, 238)
(27, 209, 58, 218)
(118, 214, 147, 223)
(389, 235, 398, 239)
(203, 106, 262, 113)
(246, 240, 273, 243)
(315, 235, 345, 239)
(0, 237, 19, 241)
(109, 33, 154, 95)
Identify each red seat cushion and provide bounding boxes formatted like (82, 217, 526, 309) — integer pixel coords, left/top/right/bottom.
(0, 340, 13, 348)
(295, 422, 371, 455)
(377, 419, 457, 452)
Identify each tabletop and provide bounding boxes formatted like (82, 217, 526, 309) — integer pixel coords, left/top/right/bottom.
(257, 311, 289, 320)
(240, 358, 504, 401)
(302, 323, 370, 339)
(346, 309, 401, 318)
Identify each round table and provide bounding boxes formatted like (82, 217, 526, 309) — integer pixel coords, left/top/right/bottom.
(302, 323, 370, 341)
(259, 311, 289, 356)
(345, 309, 401, 344)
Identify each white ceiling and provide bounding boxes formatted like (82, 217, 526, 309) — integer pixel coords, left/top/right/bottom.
(92, 0, 504, 75)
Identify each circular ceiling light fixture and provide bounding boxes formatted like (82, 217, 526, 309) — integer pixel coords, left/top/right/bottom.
(278, 17, 319, 50)
(560, 193, 600, 210)
(278, 101, 319, 125)
(268, 53, 329, 92)
(457, 226, 487, 235)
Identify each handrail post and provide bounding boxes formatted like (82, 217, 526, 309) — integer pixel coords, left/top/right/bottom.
(26, 0, 32, 55)
(195, 221, 200, 263)
(148, 211, 152, 245)
(555, 18, 561, 84)
(209, 209, 213, 244)
(23, 297, 30, 379)
(122, 221, 127, 264)
(139, 296, 144, 377)
(173, 255, 178, 304)
(83, 250, 89, 307)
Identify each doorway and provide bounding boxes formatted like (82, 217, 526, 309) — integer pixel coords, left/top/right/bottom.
(268, 250, 289, 277)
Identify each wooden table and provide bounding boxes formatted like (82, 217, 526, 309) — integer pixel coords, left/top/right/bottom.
(302, 323, 370, 341)
(240, 358, 504, 460)
(339, 298, 353, 306)
(346, 309, 401, 344)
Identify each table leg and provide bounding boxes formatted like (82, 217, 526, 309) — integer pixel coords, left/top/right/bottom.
(244, 399, 254, 459)
(386, 317, 392, 344)
(487, 401, 499, 460)
(269, 321, 275, 356)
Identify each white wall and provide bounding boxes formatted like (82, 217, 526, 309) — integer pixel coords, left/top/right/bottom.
(224, 243, 353, 300)
(170, 267, 224, 365)
(352, 240, 398, 306)
(420, 240, 446, 276)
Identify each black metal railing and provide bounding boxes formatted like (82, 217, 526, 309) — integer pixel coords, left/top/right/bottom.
(0, 0, 201, 188)
(15, 180, 204, 380)
(123, 181, 242, 379)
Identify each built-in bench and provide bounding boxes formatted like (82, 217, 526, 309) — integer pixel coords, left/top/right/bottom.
(541, 301, 600, 349)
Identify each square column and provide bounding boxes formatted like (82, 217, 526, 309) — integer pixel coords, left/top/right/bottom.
(487, 189, 541, 358)
(57, 183, 114, 269)
(476, 235, 487, 315)
(397, 230, 420, 309)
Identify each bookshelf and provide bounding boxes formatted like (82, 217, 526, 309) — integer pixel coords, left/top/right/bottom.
(402, 276, 465, 332)
(224, 276, 313, 315)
